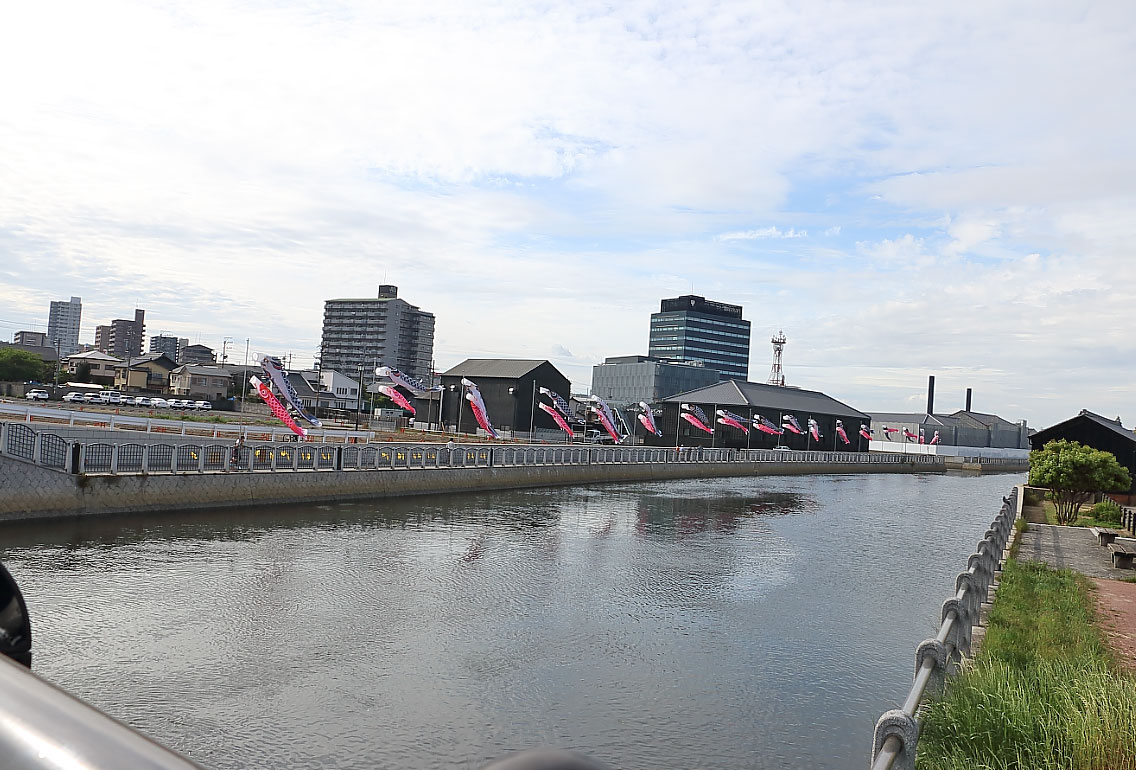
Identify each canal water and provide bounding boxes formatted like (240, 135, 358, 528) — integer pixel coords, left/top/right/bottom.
(1, 472, 1020, 770)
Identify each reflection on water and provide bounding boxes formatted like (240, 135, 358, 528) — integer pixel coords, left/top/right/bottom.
(0, 472, 1020, 770)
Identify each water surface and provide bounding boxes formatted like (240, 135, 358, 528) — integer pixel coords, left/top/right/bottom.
(1, 472, 1020, 769)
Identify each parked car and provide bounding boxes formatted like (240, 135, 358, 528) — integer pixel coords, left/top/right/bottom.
(134, 396, 151, 407)
(62, 392, 87, 403)
(102, 391, 123, 404)
(149, 397, 170, 408)
(87, 393, 108, 404)
(24, 389, 49, 400)
(193, 401, 212, 410)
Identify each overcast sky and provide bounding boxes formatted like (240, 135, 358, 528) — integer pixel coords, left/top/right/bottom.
(2, 1, 1134, 428)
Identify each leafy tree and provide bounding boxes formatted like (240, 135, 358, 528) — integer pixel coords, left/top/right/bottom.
(75, 362, 92, 383)
(1028, 440, 1131, 524)
(0, 348, 47, 382)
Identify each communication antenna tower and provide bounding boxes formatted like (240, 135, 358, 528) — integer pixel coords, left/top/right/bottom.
(767, 330, 787, 386)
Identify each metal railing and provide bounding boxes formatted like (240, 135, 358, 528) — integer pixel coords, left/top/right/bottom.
(0, 402, 373, 444)
(2, 421, 952, 475)
(869, 486, 1019, 770)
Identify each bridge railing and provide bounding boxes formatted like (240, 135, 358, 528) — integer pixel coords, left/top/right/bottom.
(869, 485, 1020, 770)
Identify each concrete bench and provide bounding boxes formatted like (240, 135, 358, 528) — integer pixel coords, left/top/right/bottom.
(1090, 526, 1124, 546)
(1107, 539, 1136, 569)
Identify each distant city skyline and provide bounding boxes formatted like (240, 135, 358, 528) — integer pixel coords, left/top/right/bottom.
(2, 2, 1134, 429)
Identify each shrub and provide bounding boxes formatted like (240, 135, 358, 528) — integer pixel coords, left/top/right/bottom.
(1023, 487, 1043, 506)
(1090, 499, 1123, 524)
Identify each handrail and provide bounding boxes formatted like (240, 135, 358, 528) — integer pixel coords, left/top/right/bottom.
(0, 654, 205, 770)
(0, 421, 956, 476)
(869, 486, 1020, 770)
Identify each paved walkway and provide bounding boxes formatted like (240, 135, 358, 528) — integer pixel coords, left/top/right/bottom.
(1017, 523, 1132, 579)
(1018, 523, 1136, 670)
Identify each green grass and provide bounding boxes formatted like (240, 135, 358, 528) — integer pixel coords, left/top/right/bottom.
(917, 560, 1136, 770)
(1037, 499, 1125, 529)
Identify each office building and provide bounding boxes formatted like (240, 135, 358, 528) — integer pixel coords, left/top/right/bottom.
(95, 309, 145, 358)
(648, 295, 751, 381)
(320, 285, 435, 385)
(591, 355, 721, 406)
(47, 296, 82, 356)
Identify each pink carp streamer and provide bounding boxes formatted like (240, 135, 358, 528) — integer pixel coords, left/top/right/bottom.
(808, 418, 822, 442)
(929, 430, 941, 445)
(782, 414, 804, 434)
(259, 354, 322, 427)
(539, 387, 572, 418)
(680, 404, 713, 434)
(376, 366, 441, 393)
(835, 420, 851, 445)
(860, 424, 873, 441)
(753, 415, 783, 435)
(589, 396, 622, 443)
(716, 410, 749, 434)
(250, 376, 307, 437)
(637, 402, 662, 437)
(378, 384, 416, 415)
(538, 402, 575, 437)
(461, 378, 498, 439)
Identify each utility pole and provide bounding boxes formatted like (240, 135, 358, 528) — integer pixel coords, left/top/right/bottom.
(242, 338, 250, 414)
(222, 337, 232, 365)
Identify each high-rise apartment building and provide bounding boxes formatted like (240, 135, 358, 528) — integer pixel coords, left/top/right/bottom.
(47, 296, 82, 355)
(648, 295, 751, 381)
(149, 334, 181, 361)
(95, 309, 146, 358)
(320, 285, 435, 384)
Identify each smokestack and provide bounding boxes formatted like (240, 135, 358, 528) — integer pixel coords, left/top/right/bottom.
(927, 376, 935, 416)
(965, 388, 972, 412)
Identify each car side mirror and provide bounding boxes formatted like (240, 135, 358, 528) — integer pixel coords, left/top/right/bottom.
(0, 562, 32, 668)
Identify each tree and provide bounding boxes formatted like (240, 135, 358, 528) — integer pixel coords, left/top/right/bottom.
(0, 348, 48, 382)
(1029, 439, 1132, 524)
(75, 362, 92, 383)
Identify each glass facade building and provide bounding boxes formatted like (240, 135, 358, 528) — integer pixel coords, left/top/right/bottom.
(648, 295, 751, 381)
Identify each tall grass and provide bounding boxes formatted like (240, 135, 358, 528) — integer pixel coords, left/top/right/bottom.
(917, 560, 1136, 770)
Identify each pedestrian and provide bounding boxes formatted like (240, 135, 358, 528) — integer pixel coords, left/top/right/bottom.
(231, 435, 245, 470)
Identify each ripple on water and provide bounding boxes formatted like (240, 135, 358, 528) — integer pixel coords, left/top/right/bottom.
(1, 473, 1019, 770)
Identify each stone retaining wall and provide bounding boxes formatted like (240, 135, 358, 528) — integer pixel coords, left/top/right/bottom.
(0, 454, 933, 522)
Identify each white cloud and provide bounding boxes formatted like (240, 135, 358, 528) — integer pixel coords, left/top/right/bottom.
(717, 227, 808, 241)
(1, 1, 1135, 427)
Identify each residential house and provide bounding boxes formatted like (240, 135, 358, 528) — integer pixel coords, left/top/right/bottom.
(169, 365, 232, 401)
(113, 353, 179, 393)
(63, 350, 123, 386)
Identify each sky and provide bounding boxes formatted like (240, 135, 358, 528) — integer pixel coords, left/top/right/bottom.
(1, 1, 1134, 429)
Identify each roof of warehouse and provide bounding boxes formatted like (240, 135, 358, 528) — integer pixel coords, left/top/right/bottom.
(663, 379, 868, 418)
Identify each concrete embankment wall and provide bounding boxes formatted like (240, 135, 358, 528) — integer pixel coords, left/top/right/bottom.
(0, 454, 944, 522)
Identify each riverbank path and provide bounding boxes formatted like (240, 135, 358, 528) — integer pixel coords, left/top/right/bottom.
(1018, 518, 1136, 670)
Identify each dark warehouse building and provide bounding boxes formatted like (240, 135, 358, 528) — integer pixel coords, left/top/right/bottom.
(440, 359, 572, 438)
(646, 379, 871, 451)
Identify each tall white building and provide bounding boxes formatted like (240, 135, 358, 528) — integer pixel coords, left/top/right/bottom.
(47, 296, 82, 355)
(319, 285, 435, 384)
